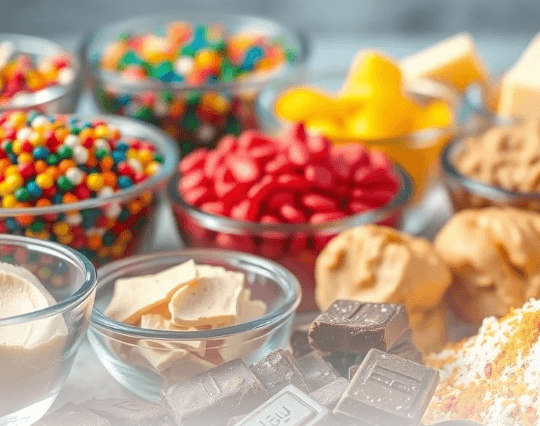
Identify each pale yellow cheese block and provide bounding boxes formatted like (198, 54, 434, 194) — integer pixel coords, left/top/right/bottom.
(105, 260, 198, 324)
(498, 33, 540, 119)
(400, 33, 491, 92)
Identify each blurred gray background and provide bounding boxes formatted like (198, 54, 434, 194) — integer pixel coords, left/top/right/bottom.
(1, 0, 539, 38)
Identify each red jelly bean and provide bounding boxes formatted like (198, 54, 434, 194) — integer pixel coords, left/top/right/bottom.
(247, 175, 276, 202)
(351, 188, 395, 205)
(306, 134, 331, 161)
(248, 145, 277, 163)
(267, 191, 295, 211)
(180, 170, 207, 193)
(230, 199, 255, 221)
(353, 167, 388, 185)
(200, 201, 226, 216)
(265, 154, 295, 176)
(348, 201, 373, 213)
(183, 186, 213, 206)
(331, 144, 370, 181)
(288, 142, 310, 167)
(276, 174, 306, 190)
(179, 149, 208, 174)
(228, 156, 260, 183)
(310, 211, 348, 224)
(300, 193, 338, 212)
(279, 204, 307, 223)
(203, 151, 225, 179)
(304, 165, 334, 189)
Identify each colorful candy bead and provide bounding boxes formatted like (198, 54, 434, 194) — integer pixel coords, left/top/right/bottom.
(0, 110, 162, 266)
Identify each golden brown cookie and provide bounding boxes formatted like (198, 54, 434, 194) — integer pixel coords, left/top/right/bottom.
(435, 207, 540, 323)
(315, 225, 452, 313)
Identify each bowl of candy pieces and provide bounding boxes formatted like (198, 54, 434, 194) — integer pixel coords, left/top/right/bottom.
(81, 13, 308, 156)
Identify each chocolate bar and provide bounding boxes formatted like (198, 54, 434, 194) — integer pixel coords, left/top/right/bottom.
(250, 348, 311, 395)
(388, 330, 423, 364)
(309, 300, 409, 354)
(161, 358, 268, 426)
(34, 403, 111, 426)
(291, 323, 314, 358)
(308, 378, 349, 410)
(81, 398, 172, 426)
(297, 351, 341, 390)
(234, 385, 338, 426)
(334, 349, 439, 426)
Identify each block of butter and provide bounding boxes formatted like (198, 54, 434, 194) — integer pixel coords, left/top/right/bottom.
(498, 33, 540, 119)
(400, 33, 490, 92)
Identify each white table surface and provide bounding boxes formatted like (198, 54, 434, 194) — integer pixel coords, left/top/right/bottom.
(48, 32, 529, 409)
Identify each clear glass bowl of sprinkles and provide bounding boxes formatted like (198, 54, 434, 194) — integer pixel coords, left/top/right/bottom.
(0, 112, 178, 268)
(0, 34, 82, 114)
(0, 235, 96, 426)
(81, 13, 309, 156)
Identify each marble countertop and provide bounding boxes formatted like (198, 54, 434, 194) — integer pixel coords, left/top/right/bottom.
(48, 32, 528, 409)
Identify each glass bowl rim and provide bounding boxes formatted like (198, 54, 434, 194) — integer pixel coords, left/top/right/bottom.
(0, 234, 97, 326)
(441, 113, 540, 200)
(81, 12, 310, 92)
(0, 33, 82, 112)
(168, 163, 413, 234)
(257, 68, 462, 146)
(0, 113, 179, 216)
(90, 248, 301, 340)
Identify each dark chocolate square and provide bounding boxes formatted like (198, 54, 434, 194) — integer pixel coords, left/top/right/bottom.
(334, 349, 439, 426)
(235, 385, 333, 426)
(161, 358, 268, 426)
(309, 300, 409, 354)
(250, 348, 311, 395)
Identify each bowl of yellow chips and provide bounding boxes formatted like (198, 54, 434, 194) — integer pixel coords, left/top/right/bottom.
(258, 51, 462, 202)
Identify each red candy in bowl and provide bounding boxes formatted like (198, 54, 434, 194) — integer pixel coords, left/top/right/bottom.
(168, 123, 413, 310)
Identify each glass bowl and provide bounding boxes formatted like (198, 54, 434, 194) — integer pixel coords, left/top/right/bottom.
(257, 70, 461, 204)
(81, 13, 309, 156)
(88, 249, 301, 402)
(441, 113, 540, 212)
(0, 235, 96, 426)
(0, 34, 82, 114)
(0, 114, 178, 267)
(168, 164, 413, 312)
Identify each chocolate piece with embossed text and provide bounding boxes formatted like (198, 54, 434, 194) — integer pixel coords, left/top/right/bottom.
(335, 349, 439, 426)
(250, 348, 311, 395)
